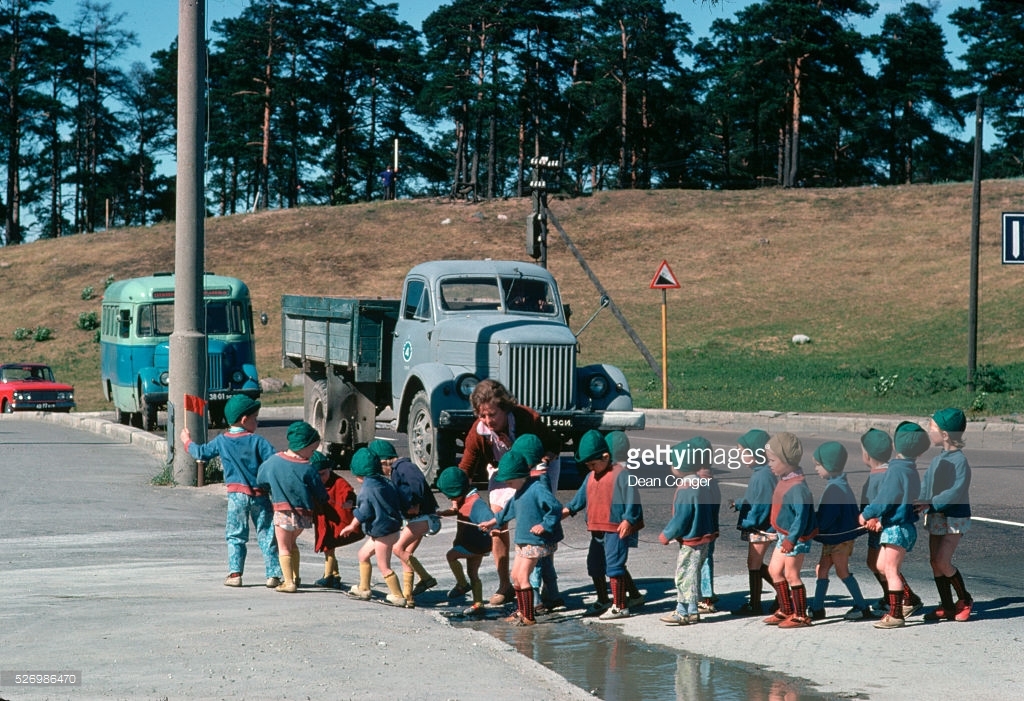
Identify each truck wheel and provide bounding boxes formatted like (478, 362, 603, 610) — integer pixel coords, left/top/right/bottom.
(114, 407, 130, 425)
(407, 390, 454, 483)
(307, 380, 339, 460)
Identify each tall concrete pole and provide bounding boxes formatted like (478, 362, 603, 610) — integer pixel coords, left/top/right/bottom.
(170, 0, 207, 485)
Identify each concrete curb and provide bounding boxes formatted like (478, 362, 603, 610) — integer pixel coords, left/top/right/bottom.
(641, 408, 1024, 451)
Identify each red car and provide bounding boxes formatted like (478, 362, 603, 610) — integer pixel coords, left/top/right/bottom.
(0, 363, 76, 413)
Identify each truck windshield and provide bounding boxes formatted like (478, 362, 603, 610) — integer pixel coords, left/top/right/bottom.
(437, 276, 555, 314)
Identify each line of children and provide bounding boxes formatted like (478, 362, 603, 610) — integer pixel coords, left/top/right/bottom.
(563, 430, 645, 620)
(808, 441, 870, 620)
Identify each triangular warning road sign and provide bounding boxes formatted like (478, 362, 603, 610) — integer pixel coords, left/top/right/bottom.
(650, 260, 680, 289)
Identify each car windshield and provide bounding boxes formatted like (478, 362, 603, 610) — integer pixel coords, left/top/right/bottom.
(2, 366, 54, 382)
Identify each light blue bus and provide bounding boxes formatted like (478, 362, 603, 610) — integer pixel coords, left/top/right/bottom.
(100, 273, 261, 429)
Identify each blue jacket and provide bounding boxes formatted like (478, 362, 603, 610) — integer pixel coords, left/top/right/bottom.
(661, 475, 719, 546)
(859, 466, 888, 510)
(861, 458, 920, 528)
(919, 449, 971, 518)
(735, 463, 776, 531)
(352, 474, 404, 538)
(495, 477, 563, 546)
(814, 474, 863, 545)
(185, 428, 276, 495)
(390, 457, 439, 518)
(256, 452, 328, 514)
(771, 472, 818, 544)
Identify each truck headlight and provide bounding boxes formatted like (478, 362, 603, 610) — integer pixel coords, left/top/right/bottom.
(586, 375, 609, 399)
(456, 374, 479, 400)
(232, 370, 245, 384)
(159, 371, 169, 385)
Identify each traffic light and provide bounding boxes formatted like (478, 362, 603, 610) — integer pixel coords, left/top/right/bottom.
(526, 213, 543, 259)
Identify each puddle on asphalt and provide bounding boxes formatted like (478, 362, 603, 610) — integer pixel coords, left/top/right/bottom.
(459, 617, 838, 700)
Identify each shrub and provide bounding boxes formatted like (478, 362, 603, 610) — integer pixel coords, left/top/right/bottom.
(81, 286, 95, 301)
(33, 326, 53, 342)
(13, 327, 30, 340)
(77, 311, 100, 330)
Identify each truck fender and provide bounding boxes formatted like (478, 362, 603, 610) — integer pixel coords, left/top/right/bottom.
(137, 367, 166, 400)
(578, 363, 635, 412)
(240, 362, 260, 390)
(397, 363, 469, 431)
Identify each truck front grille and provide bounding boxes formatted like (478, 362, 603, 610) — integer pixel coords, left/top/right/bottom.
(208, 352, 224, 391)
(505, 344, 575, 412)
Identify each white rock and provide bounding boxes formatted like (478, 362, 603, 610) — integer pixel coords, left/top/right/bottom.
(791, 334, 811, 344)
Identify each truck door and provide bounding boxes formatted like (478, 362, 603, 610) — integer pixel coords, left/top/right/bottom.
(392, 276, 434, 382)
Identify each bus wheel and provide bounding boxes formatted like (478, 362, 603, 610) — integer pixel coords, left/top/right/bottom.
(114, 407, 131, 425)
(143, 401, 159, 431)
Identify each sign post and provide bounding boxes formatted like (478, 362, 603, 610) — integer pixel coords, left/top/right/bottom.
(650, 260, 680, 409)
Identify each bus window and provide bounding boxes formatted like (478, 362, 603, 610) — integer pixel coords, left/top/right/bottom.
(207, 303, 228, 334)
(153, 304, 174, 336)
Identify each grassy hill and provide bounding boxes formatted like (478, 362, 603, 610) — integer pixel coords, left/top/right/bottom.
(3, 180, 1024, 417)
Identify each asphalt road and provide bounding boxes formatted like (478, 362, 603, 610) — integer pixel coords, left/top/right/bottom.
(4, 410, 1022, 700)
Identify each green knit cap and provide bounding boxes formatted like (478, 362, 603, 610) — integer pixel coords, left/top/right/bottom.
(737, 429, 770, 454)
(860, 428, 892, 462)
(224, 395, 260, 426)
(512, 434, 546, 466)
(436, 466, 470, 498)
(813, 441, 848, 474)
(606, 431, 629, 463)
(575, 430, 609, 464)
(932, 407, 966, 434)
(286, 421, 320, 451)
(367, 438, 398, 460)
(894, 421, 930, 458)
(495, 450, 530, 482)
(309, 451, 335, 471)
(350, 447, 382, 477)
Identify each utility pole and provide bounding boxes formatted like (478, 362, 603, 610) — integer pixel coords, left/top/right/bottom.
(170, 0, 208, 485)
(967, 93, 983, 393)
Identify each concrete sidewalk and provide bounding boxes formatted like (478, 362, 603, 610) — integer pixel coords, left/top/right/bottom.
(3, 410, 1022, 700)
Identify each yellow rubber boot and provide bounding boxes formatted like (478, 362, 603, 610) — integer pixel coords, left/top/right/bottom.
(324, 553, 338, 579)
(276, 554, 297, 593)
(291, 549, 301, 587)
(383, 572, 406, 607)
(449, 560, 468, 589)
(348, 561, 373, 600)
(471, 577, 483, 606)
(403, 571, 416, 608)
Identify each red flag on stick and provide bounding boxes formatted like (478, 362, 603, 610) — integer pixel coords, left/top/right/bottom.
(183, 394, 207, 416)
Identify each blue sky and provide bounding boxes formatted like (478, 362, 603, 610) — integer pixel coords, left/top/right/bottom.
(48, 1, 973, 68)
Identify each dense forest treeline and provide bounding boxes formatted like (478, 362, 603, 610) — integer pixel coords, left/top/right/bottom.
(0, 0, 1021, 244)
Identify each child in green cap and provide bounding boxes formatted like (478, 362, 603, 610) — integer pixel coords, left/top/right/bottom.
(436, 466, 493, 616)
(917, 408, 974, 622)
(808, 441, 871, 621)
(860, 421, 928, 629)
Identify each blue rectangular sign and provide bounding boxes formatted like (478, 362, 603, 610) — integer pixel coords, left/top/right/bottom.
(1003, 213, 1024, 264)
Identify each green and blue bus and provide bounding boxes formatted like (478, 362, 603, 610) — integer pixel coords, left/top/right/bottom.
(100, 273, 261, 430)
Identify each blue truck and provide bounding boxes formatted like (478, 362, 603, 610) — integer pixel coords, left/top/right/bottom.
(281, 259, 644, 481)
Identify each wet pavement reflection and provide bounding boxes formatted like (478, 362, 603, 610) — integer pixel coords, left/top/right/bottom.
(459, 617, 836, 700)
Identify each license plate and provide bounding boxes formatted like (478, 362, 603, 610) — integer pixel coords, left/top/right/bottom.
(208, 392, 228, 401)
